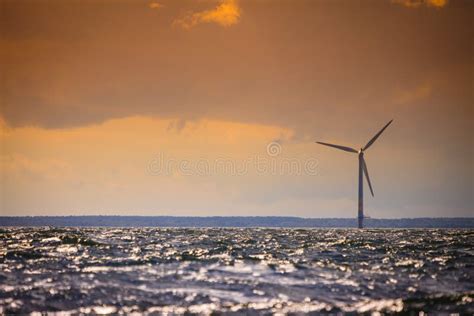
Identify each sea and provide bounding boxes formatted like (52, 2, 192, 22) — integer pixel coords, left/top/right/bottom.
(0, 227, 472, 314)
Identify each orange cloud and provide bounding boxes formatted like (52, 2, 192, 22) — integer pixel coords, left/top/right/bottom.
(1, 154, 72, 181)
(391, 0, 448, 8)
(174, 0, 241, 29)
(1, 116, 305, 215)
(149, 2, 163, 10)
(0, 116, 8, 138)
(393, 82, 432, 105)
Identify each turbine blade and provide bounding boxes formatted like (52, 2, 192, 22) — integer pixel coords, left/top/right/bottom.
(363, 120, 393, 151)
(362, 156, 374, 197)
(316, 142, 358, 153)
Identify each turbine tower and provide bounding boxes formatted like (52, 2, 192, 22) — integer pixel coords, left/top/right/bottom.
(316, 120, 393, 229)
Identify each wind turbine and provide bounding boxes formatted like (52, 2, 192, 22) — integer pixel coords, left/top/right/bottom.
(316, 120, 393, 229)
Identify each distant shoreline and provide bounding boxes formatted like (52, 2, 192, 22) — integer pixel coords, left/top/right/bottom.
(1, 216, 473, 228)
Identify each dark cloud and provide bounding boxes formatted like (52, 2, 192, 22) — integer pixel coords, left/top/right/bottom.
(1, 0, 471, 145)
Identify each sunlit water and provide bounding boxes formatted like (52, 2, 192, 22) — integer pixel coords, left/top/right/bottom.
(0, 228, 472, 314)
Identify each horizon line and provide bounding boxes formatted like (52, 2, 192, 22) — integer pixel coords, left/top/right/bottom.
(1, 215, 473, 219)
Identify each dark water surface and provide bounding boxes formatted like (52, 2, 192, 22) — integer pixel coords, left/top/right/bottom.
(0, 228, 472, 314)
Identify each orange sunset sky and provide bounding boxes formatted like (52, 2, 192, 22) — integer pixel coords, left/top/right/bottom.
(1, 0, 472, 217)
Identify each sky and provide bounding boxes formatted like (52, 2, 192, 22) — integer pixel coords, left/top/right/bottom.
(1, 0, 472, 218)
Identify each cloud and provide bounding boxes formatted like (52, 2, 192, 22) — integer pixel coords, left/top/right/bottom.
(174, 0, 241, 29)
(1, 153, 72, 181)
(149, 2, 163, 10)
(0, 116, 303, 215)
(0, 116, 9, 138)
(393, 82, 432, 105)
(167, 118, 187, 133)
(391, 0, 448, 8)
